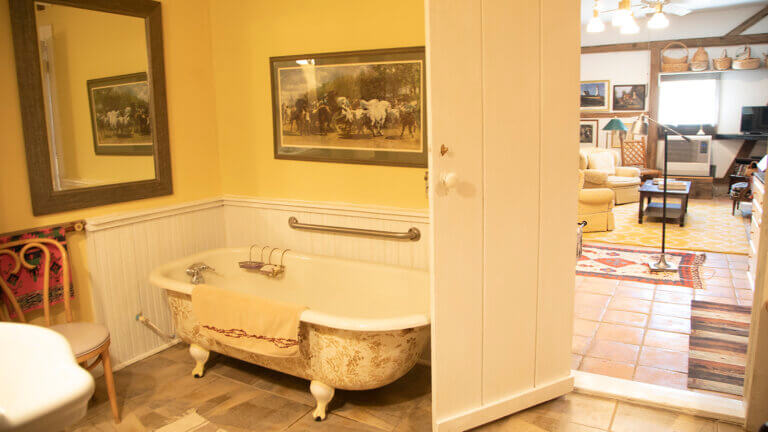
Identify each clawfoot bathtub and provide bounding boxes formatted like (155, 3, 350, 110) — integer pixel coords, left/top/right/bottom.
(150, 247, 430, 420)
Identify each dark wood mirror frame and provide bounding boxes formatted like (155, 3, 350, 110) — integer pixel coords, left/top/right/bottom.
(9, 0, 172, 215)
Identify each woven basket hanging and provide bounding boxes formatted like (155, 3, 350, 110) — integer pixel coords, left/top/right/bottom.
(734, 46, 760, 70)
(661, 42, 690, 72)
(691, 47, 709, 71)
(713, 49, 732, 71)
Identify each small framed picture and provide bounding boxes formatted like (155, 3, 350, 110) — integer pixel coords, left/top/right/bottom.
(580, 80, 610, 111)
(612, 84, 646, 111)
(580, 119, 599, 147)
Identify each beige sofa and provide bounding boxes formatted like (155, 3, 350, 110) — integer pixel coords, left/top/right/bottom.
(578, 170, 615, 232)
(579, 148, 641, 205)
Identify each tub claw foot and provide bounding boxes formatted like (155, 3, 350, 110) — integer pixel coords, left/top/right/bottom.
(310, 380, 334, 421)
(189, 343, 209, 378)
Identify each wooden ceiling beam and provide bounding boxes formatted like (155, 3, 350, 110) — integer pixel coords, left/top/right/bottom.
(582, 33, 768, 53)
(727, 4, 768, 36)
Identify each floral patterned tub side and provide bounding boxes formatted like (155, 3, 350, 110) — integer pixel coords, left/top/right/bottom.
(167, 291, 429, 390)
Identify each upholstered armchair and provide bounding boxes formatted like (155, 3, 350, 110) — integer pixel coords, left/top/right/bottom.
(579, 148, 641, 205)
(578, 170, 615, 232)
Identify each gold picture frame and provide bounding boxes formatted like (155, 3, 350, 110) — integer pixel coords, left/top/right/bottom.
(270, 47, 427, 167)
(580, 80, 610, 112)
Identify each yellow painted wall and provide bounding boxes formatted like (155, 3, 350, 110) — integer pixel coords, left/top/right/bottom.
(1, 0, 427, 325)
(209, 0, 428, 209)
(36, 5, 155, 185)
(0, 0, 222, 324)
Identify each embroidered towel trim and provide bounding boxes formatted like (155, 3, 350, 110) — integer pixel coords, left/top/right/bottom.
(191, 284, 306, 357)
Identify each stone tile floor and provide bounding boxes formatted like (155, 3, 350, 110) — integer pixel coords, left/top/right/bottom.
(574, 200, 754, 397)
(67, 343, 746, 431)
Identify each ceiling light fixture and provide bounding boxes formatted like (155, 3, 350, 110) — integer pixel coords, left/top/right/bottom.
(647, 4, 669, 29)
(620, 13, 640, 34)
(587, 0, 605, 32)
(612, 0, 632, 27)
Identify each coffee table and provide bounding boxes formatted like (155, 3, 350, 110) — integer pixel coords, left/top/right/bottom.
(638, 180, 692, 226)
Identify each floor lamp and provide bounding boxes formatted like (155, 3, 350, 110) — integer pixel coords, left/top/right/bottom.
(630, 114, 693, 272)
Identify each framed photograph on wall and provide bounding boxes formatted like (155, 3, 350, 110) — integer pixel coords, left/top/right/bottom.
(612, 84, 646, 111)
(87, 72, 153, 156)
(270, 47, 426, 167)
(580, 80, 609, 111)
(580, 119, 599, 147)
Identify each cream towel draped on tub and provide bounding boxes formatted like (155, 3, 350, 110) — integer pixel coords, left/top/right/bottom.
(191, 285, 307, 357)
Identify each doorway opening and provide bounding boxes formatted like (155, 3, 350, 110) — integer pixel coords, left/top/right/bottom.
(574, 0, 768, 415)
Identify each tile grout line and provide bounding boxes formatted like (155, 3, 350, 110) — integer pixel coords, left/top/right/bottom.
(209, 368, 316, 409)
(607, 398, 620, 432)
(630, 282, 656, 382)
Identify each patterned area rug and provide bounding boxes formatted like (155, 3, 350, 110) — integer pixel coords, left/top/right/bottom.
(688, 301, 751, 396)
(577, 244, 706, 289)
(584, 199, 750, 255)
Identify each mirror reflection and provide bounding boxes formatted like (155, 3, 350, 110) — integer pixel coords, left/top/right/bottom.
(35, 2, 156, 190)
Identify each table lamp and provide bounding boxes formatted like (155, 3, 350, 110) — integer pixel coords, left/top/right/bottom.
(603, 118, 628, 147)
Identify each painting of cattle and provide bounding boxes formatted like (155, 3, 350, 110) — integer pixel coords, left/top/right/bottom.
(271, 47, 426, 167)
(87, 72, 153, 156)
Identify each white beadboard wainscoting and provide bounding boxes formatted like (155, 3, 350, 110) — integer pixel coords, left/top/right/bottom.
(86, 199, 226, 369)
(85, 196, 429, 369)
(222, 196, 429, 270)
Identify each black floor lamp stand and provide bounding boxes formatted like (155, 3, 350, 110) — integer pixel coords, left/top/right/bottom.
(630, 115, 693, 273)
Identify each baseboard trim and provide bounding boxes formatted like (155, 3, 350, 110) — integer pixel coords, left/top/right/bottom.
(435, 375, 574, 432)
(573, 371, 745, 425)
(113, 338, 182, 372)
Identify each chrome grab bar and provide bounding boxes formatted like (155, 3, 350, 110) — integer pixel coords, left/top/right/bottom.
(288, 217, 420, 241)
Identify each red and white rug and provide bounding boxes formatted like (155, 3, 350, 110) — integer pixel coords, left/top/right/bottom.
(577, 244, 706, 289)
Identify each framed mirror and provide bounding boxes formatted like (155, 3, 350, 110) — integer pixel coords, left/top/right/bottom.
(9, 0, 171, 215)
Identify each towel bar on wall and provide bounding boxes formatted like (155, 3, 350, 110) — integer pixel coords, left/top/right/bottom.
(288, 217, 420, 241)
(0, 220, 86, 238)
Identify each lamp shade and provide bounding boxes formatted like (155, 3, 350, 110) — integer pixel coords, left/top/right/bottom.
(603, 118, 628, 131)
(630, 115, 649, 135)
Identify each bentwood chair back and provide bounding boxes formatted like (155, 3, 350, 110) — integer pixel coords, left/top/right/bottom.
(0, 238, 120, 423)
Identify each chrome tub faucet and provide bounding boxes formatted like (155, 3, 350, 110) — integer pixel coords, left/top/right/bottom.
(186, 262, 215, 285)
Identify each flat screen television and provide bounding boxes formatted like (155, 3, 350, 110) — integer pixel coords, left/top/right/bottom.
(740, 106, 768, 134)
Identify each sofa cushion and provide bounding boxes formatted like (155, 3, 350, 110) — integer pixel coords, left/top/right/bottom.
(588, 151, 616, 175)
(606, 175, 641, 187)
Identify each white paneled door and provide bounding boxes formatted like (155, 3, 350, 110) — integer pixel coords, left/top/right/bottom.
(427, 0, 580, 430)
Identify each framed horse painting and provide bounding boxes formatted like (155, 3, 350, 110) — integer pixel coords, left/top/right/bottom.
(87, 72, 153, 156)
(270, 47, 427, 167)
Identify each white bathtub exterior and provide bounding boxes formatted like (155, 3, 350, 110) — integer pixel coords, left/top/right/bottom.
(150, 247, 430, 391)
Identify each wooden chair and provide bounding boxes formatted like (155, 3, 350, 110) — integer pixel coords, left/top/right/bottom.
(0, 238, 119, 423)
(730, 182, 752, 215)
(621, 137, 661, 181)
